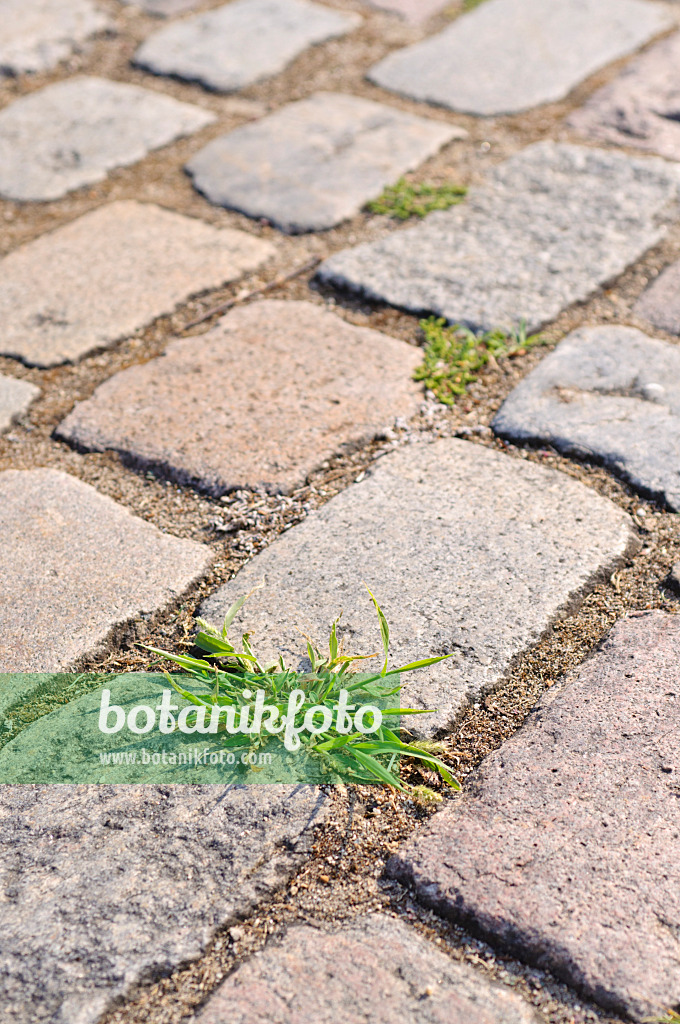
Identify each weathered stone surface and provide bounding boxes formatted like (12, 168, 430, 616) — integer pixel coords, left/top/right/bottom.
(56, 299, 423, 494)
(123, 0, 201, 14)
(0, 201, 274, 367)
(201, 439, 637, 735)
(363, 0, 451, 25)
(0, 375, 39, 431)
(569, 33, 680, 163)
(388, 612, 680, 1020)
(192, 914, 541, 1024)
(186, 92, 461, 233)
(368, 0, 671, 116)
(634, 259, 680, 335)
(0, 784, 327, 1024)
(0, 0, 109, 76)
(135, 0, 361, 93)
(318, 142, 680, 333)
(492, 326, 680, 512)
(0, 76, 214, 201)
(0, 468, 212, 672)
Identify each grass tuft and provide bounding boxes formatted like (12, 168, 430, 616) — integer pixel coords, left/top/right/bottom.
(414, 317, 546, 406)
(646, 1014, 680, 1024)
(367, 178, 467, 220)
(145, 587, 460, 794)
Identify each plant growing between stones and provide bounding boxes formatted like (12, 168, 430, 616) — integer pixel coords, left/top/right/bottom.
(367, 178, 467, 220)
(647, 1013, 680, 1023)
(146, 587, 459, 793)
(415, 316, 546, 405)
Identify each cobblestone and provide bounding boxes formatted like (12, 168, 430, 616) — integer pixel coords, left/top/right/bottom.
(57, 299, 423, 493)
(0, 0, 110, 76)
(0, 200, 274, 367)
(492, 325, 680, 511)
(201, 438, 637, 736)
(186, 92, 461, 233)
(0, 468, 212, 672)
(318, 142, 680, 332)
(367, 0, 670, 116)
(388, 612, 680, 1021)
(634, 258, 680, 335)
(0, 375, 39, 433)
(0, 76, 214, 201)
(135, 0, 361, 93)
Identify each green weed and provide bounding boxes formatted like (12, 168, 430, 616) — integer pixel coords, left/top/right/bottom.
(145, 586, 460, 794)
(646, 1014, 680, 1024)
(414, 317, 545, 406)
(367, 178, 467, 220)
(462, 0, 486, 9)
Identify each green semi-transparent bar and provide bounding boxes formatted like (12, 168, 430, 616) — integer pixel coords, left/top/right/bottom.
(0, 672, 400, 785)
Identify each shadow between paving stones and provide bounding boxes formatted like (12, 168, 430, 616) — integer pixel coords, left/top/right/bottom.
(190, 913, 543, 1024)
(0, 783, 328, 1024)
(491, 325, 680, 512)
(388, 611, 680, 1021)
(200, 437, 638, 736)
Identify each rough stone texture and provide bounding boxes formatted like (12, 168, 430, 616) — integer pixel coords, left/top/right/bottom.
(0, 201, 274, 367)
(492, 326, 680, 512)
(135, 0, 361, 93)
(634, 259, 680, 335)
(388, 612, 680, 1021)
(0, 468, 212, 672)
(186, 92, 461, 233)
(123, 0, 201, 14)
(56, 299, 423, 495)
(192, 914, 542, 1024)
(363, 0, 450, 24)
(318, 142, 680, 333)
(0, 76, 214, 202)
(368, 0, 671, 116)
(0, 784, 327, 1024)
(0, 0, 109, 76)
(201, 438, 637, 735)
(568, 33, 680, 163)
(0, 375, 39, 432)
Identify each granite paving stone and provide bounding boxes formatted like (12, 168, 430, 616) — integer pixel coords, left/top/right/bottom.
(492, 325, 680, 511)
(317, 142, 680, 333)
(56, 299, 423, 494)
(0, 201, 274, 367)
(634, 259, 680, 335)
(191, 914, 542, 1024)
(0, 784, 327, 1024)
(568, 33, 680, 163)
(0, 76, 215, 202)
(0, 0, 110, 76)
(0, 375, 39, 432)
(200, 438, 637, 735)
(367, 0, 671, 116)
(186, 92, 462, 233)
(134, 0, 361, 93)
(0, 468, 212, 672)
(363, 0, 451, 25)
(388, 612, 680, 1021)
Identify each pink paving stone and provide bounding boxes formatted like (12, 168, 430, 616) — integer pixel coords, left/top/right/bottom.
(388, 611, 680, 1021)
(56, 299, 423, 495)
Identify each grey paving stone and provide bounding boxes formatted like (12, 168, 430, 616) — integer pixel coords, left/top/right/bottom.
(0, 0, 110, 76)
(388, 611, 680, 1021)
(367, 0, 671, 116)
(123, 0, 202, 14)
(568, 33, 680, 163)
(186, 92, 461, 233)
(56, 299, 423, 494)
(134, 0, 361, 93)
(0, 784, 327, 1024)
(492, 325, 680, 512)
(363, 0, 451, 25)
(0, 76, 215, 202)
(317, 142, 680, 333)
(192, 914, 542, 1024)
(0, 201, 274, 367)
(201, 438, 637, 736)
(634, 259, 680, 335)
(0, 468, 212, 672)
(0, 375, 39, 432)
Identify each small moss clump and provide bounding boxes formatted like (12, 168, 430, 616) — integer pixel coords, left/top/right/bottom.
(367, 179, 467, 220)
(414, 317, 545, 406)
